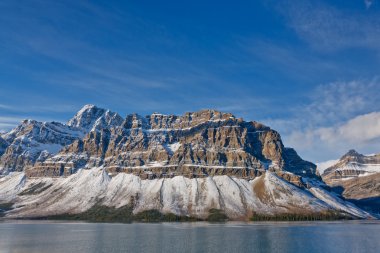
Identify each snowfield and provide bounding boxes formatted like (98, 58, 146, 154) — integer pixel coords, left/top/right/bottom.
(0, 168, 370, 219)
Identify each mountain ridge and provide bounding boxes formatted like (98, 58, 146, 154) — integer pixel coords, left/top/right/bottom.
(0, 105, 317, 179)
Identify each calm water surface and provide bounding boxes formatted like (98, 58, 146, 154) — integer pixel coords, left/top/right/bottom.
(0, 220, 379, 253)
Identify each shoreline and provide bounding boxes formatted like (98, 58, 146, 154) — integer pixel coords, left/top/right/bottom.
(1, 218, 379, 226)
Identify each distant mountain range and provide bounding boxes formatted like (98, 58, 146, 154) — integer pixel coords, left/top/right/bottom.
(320, 150, 380, 214)
(0, 105, 375, 220)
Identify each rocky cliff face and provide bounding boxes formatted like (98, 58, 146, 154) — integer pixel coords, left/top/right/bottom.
(0, 106, 317, 180)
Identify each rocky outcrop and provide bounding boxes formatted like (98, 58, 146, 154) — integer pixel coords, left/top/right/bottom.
(0, 105, 123, 174)
(336, 173, 380, 200)
(0, 120, 84, 172)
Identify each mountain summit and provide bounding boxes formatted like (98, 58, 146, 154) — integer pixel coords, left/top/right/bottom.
(67, 104, 124, 131)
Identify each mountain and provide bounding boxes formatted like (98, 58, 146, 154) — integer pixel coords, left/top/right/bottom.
(0, 105, 122, 174)
(322, 150, 380, 183)
(321, 150, 380, 214)
(37, 108, 317, 179)
(0, 106, 372, 220)
(0, 120, 84, 173)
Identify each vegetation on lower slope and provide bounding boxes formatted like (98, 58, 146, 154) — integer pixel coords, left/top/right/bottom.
(250, 211, 354, 221)
(133, 209, 199, 222)
(207, 208, 228, 222)
(41, 205, 201, 223)
(10, 205, 360, 223)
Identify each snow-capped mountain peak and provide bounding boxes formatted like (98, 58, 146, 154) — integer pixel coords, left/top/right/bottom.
(67, 104, 123, 131)
(322, 149, 380, 183)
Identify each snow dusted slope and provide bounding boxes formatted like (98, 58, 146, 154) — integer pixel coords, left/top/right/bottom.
(0, 168, 369, 219)
(0, 172, 25, 202)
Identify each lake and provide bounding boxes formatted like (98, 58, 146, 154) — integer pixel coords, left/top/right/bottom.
(0, 221, 379, 253)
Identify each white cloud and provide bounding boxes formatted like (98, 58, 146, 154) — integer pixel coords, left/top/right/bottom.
(284, 111, 380, 162)
(319, 112, 380, 143)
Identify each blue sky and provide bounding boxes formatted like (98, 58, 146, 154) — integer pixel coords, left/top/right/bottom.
(0, 0, 380, 162)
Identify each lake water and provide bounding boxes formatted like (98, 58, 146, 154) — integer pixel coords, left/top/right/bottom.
(0, 221, 379, 253)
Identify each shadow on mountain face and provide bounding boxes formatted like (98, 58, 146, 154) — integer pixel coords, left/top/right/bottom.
(329, 186, 345, 195)
(347, 197, 380, 217)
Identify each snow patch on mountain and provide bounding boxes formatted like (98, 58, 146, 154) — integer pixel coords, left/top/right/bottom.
(0, 168, 370, 219)
(336, 163, 380, 173)
(309, 186, 368, 218)
(0, 172, 26, 202)
(163, 142, 181, 155)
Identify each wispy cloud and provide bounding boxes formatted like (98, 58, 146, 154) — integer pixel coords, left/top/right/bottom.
(0, 103, 81, 132)
(278, 1, 380, 52)
(304, 78, 380, 126)
(0, 1, 181, 93)
(262, 78, 380, 162)
(0, 0, 240, 116)
(365, 0, 374, 9)
(265, 78, 380, 129)
(241, 40, 344, 82)
(0, 104, 13, 110)
(0, 104, 78, 114)
(0, 116, 24, 133)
